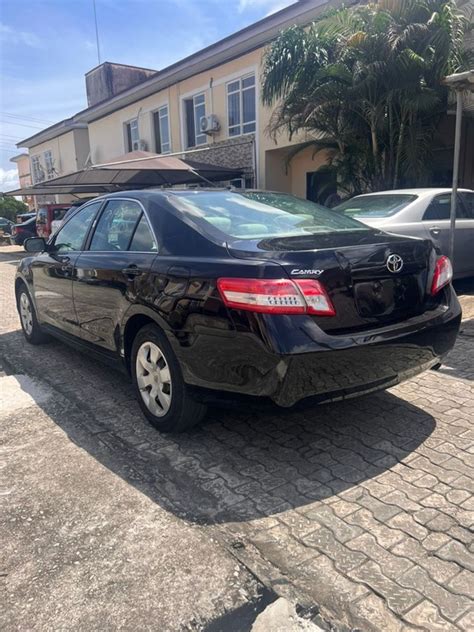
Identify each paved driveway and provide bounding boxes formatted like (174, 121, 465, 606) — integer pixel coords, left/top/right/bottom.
(1, 250, 473, 631)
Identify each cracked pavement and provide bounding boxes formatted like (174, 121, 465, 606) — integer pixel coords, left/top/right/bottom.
(1, 249, 473, 631)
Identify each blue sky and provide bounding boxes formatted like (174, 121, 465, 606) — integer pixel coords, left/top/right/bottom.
(0, 0, 295, 190)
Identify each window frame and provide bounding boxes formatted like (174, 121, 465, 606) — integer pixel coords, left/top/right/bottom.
(184, 92, 207, 148)
(125, 118, 140, 152)
(152, 104, 171, 154)
(51, 200, 105, 252)
(226, 73, 256, 138)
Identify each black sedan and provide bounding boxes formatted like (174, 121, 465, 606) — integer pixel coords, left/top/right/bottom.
(16, 190, 461, 432)
(10, 215, 37, 245)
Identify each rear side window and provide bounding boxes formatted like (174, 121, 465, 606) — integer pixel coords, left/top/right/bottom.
(129, 214, 157, 252)
(54, 202, 101, 252)
(423, 194, 451, 220)
(459, 192, 474, 219)
(90, 200, 142, 251)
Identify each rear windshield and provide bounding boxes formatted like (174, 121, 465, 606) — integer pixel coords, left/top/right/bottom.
(169, 191, 369, 239)
(336, 194, 417, 218)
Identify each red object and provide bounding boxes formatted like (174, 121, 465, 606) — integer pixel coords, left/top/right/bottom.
(431, 256, 453, 295)
(36, 204, 69, 238)
(217, 277, 336, 316)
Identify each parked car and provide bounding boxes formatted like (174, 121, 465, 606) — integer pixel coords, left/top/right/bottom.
(0, 216, 14, 234)
(36, 204, 70, 239)
(335, 188, 474, 278)
(16, 190, 461, 433)
(10, 216, 37, 245)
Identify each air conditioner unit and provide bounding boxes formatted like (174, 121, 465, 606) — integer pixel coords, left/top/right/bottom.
(200, 114, 220, 134)
(132, 139, 148, 151)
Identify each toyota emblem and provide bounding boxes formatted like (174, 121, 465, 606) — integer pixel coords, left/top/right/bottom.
(386, 253, 404, 273)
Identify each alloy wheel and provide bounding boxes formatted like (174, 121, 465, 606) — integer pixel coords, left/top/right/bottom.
(136, 341, 172, 417)
(19, 292, 33, 336)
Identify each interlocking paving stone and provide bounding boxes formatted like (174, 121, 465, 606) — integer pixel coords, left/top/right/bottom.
(448, 569, 474, 600)
(403, 600, 459, 631)
(436, 541, 474, 573)
(399, 566, 472, 622)
(349, 560, 423, 614)
(392, 536, 461, 584)
(1, 257, 473, 632)
(347, 533, 414, 580)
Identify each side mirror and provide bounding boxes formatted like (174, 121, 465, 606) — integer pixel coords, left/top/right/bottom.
(24, 237, 47, 253)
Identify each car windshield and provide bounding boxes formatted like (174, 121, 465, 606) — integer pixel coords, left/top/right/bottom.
(169, 190, 369, 239)
(335, 194, 418, 218)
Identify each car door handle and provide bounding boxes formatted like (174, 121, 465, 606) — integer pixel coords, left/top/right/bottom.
(429, 226, 441, 236)
(122, 265, 142, 278)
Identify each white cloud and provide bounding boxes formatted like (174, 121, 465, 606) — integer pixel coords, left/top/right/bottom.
(0, 168, 19, 192)
(0, 22, 43, 48)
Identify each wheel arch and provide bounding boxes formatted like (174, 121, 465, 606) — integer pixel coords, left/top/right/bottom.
(121, 307, 173, 374)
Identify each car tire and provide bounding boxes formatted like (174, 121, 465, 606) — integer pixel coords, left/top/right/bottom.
(131, 323, 207, 433)
(16, 285, 49, 345)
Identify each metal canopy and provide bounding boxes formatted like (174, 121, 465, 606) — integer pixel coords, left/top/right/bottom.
(6, 151, 244, 197)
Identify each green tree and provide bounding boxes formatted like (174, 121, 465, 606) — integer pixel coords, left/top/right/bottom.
(262, 0, 473, 194)
(0, 196, 29, 221)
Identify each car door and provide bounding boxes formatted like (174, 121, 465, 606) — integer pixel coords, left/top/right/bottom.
(73, 198, 158, 352)
(30, 201, 103, 336)
(421, 192, 471, 275)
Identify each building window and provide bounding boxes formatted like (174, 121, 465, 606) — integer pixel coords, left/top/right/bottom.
(227, 74, 256, 137)
(125, 118, 139, 151)
(31, 155, 45, 184)
(153, 105, 170, 154)
(43, 150, 55, 179)
(184, 93, 206, 148)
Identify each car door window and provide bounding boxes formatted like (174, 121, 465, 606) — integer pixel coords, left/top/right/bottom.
(128, 214, 158, 252)
(89, 200, 142, 251)
(459, 192, 474, 219)
(423, 194, 452, 221)
(53, 202, 101, 252)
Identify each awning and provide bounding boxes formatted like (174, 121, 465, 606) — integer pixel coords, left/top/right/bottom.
(6, 151, 244, 197)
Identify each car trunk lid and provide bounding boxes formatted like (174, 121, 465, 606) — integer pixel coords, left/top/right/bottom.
(227, 231, 436, 333)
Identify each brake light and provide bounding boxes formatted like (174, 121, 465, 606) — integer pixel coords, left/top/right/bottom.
(294, 279, 336, 316)
(217, 278, 335, 316)
(431, 256, 453, 295)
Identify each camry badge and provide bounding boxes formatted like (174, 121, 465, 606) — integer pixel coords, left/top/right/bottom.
(386, 254, 403, 273)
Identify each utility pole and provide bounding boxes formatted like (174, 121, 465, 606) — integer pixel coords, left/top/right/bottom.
(93, 0, 101, 65)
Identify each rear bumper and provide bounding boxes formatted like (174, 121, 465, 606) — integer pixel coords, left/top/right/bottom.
(177, 289, 462, 407)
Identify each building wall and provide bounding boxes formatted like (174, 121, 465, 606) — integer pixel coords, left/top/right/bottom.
(27, 129, 91, 203)
(86, 46, 325, 192)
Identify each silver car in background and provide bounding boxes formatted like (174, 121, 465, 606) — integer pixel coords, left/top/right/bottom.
(336, 188, 474, 278)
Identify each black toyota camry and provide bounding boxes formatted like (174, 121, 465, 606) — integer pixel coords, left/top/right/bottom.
(16, 189, 461, 432)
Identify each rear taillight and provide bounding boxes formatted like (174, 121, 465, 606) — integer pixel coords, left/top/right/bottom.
(431, 256, 453, 295)
(217, 278, 335, 316)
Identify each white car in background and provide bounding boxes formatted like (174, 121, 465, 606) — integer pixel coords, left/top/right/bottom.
(336, 188, 474, 278)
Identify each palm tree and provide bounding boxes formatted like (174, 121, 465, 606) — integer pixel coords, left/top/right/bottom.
(262, 0, 473, 193)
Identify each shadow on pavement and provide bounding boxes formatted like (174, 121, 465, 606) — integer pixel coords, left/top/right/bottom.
(0, 329, 436, 526)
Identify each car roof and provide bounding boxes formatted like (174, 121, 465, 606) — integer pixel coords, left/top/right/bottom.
(352, 188, 473, 197)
